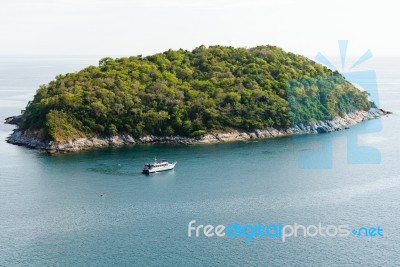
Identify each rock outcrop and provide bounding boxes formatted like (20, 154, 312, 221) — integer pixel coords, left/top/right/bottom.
(5, 108, 385, 154)
(4, 115, 22, 125)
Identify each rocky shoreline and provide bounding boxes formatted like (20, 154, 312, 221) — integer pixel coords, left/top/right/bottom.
(5, 108, 387, 154)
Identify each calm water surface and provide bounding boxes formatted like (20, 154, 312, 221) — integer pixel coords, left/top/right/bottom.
(0, 57, 399, 266)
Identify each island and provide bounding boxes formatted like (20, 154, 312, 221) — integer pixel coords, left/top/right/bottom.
(5, 45, 387, 153)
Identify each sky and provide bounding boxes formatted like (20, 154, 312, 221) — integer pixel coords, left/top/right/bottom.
(0, 0, 398, 58)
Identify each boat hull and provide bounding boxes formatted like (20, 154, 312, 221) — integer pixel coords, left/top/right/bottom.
(142, 163, 176, 174)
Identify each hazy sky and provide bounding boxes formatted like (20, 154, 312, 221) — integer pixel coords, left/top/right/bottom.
(0, 0, 398, 58)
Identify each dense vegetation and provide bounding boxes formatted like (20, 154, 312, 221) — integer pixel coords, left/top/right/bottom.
(21, 45, 371, 141)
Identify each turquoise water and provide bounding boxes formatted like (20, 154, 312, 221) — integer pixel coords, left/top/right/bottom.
(0, 57, 400, 266)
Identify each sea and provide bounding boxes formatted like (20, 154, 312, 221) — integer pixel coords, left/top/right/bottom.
(0, 56, 399, 266)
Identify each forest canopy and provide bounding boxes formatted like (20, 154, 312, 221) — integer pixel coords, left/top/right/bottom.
(20, 45, 371, 141)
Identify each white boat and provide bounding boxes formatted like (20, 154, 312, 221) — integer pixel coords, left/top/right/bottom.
(142, 158, 177, 174)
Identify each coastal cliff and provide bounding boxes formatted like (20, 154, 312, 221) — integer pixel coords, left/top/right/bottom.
(5, 108, 384, 154)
